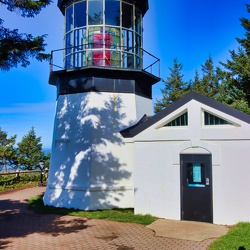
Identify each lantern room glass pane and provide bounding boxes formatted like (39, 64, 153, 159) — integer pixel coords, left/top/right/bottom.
(105, 0, 120, 26)
(66, 32, 73, 53)
(105, 26, 120, 48)
(135, 34, 141, 49)
(105, 27, 121, 66)
(122, 2, 133, 29)
(135, 8, 142, 34)
(74, 28, 86, 49)
(66, 5, 73, 32)
(127, 30, 133, 51)
(74, 1, 86, 28)
(88, 0, 103, 25)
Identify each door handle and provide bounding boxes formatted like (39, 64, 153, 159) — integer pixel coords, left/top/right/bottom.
(206, 178, 210, 186)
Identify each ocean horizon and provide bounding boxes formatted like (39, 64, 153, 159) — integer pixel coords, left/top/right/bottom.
(43, 148, 51, 155)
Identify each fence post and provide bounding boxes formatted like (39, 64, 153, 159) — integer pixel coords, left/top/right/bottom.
(15, 170, 20, 182)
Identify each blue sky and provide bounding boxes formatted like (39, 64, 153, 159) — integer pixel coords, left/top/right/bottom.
(0, 0, 248, 149)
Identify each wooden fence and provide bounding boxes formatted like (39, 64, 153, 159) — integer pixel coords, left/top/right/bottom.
(0, 170, 48, 187)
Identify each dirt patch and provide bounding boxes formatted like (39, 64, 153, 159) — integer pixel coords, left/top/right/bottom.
(0, 187, 28, 195)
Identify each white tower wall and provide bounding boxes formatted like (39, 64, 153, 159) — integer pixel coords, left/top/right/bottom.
(43, 91, 152, 210)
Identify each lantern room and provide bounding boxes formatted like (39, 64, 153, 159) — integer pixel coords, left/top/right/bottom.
(57, 0, 148, 70)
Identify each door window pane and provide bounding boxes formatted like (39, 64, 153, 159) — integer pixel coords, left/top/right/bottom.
(187, 163, 205, 187)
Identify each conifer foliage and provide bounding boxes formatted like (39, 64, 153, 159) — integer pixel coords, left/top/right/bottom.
(0, 0, 51, 71)
(220, 5, 250, 109)
(154, 58, 190, 113)
(0, 128, 17, 172)
(155, 4, 250, 115)
(0, 127, 50, 171)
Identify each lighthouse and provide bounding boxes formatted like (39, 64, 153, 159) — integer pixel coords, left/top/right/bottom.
(43, 0, 160, 210)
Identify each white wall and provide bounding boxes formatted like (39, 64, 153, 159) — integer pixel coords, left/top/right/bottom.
(44, 92, 152, 210)
(213, 140, 250, 225)
(134, 141, 181, 220)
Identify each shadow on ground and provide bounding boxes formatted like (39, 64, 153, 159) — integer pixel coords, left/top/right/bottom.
(0, 198, 90, 241)
(0, 187, 219, 250)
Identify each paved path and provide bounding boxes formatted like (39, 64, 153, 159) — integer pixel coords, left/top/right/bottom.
(0, 187, 217, 250)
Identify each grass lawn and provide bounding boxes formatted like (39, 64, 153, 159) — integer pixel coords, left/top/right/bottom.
(28, 195, 157, 225)
(208, 222, 250, 250)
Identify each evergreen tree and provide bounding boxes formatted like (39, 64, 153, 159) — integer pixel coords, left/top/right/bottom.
(43, 152, 51, 169)
(215, 66, 250, 113)
(0, 128, 17, 171)
(214, 67, 231, 103)
(191, 69, 206, 94)
(154, 58, 190, 113)
(221, 48, 250, 107)
(17, 127, 45, 170)
(200, 56, 220, 98)
(220, 4, 250, 111)
(236, 4, 250, 54)
(189, 57, 250, 113)
(0, 0, 51, 71)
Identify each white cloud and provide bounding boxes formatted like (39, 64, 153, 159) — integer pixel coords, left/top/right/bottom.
(0, 102, 55, 115)
(0, 102, 55, 149)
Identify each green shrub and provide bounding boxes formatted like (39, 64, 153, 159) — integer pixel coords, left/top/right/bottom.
(0, 175, 17, 186)
(0, 171, 46, 191)
(20, 173, 41, 182)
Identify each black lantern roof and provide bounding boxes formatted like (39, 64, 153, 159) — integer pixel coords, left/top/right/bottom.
(58, 0, 149, 16)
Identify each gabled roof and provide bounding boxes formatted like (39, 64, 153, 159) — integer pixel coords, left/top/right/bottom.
(120, 91, 250, 138)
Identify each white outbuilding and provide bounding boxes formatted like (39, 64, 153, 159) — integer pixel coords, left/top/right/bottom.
(121, 91, 250, 225)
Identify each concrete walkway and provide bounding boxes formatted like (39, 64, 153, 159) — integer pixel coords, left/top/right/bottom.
(0, 187, 228, 250)
(147, 219, 228, 242)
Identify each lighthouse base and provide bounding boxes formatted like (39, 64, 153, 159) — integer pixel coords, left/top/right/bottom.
(43, 91, 153, 210)
(43, 186, 134, 210)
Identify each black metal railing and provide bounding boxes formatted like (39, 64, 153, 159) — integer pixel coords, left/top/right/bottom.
(49, 44, 160, 78)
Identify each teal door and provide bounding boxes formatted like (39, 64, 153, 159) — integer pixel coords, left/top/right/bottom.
(180, 154, 213, 223)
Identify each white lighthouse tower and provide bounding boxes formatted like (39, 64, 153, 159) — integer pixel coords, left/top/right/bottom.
(44, 0, 160, 210)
